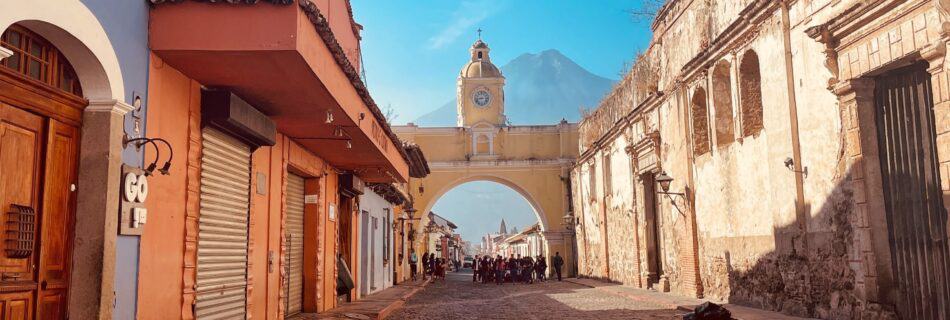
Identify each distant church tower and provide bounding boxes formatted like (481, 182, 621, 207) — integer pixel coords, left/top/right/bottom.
(457, 33, 506, 127)
(499, 219, 507, 234)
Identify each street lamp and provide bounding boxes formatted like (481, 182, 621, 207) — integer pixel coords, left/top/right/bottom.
(655, 172, 684, 198)
(655, 172, 688, 217)
(562, 213, 574, 230)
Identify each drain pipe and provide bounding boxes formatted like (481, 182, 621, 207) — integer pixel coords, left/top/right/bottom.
(780, 0, 809, 253)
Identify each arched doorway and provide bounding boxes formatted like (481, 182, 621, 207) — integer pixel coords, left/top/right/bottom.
(1, 2, 129, 318)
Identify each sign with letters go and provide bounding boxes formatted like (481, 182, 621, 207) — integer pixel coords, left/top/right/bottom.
(119, 165, 149, 235)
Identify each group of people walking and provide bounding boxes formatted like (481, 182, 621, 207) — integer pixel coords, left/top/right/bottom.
(471, 252, 565, 284)
(409, 249, 450, 282)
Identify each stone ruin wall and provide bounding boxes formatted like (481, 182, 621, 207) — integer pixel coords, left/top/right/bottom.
(575, 0, 906, 318)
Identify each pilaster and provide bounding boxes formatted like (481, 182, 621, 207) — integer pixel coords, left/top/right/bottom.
(68, 100, 132, 320)
(831, 78, 887, 302)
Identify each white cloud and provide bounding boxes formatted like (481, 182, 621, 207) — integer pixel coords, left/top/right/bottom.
(427, 0, 501, 50)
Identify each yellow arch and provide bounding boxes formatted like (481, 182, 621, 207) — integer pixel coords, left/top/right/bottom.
(420, 173, 550, 233)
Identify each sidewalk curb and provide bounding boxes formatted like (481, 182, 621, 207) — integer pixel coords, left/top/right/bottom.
(378, 279, 431, 320)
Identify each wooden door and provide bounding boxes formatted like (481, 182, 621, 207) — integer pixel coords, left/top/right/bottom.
(875, 64, 950, 320)
(35, 119, 77, 319)
(0, 102, 44, 320)
(0, 102, 78, 320)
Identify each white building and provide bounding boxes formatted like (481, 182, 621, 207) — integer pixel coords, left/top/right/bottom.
(358, 187, 394, 296)
(502, 223, 543, 258)
(425, 212, 457, 260)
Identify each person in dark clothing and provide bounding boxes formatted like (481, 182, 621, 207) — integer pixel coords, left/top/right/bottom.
(495, 255, 506, 285)
(536, 255, 547, 282)
(421, 251, 430, 280)
(472, 255, 480, 282)
(508, 255, 519, 284)
(553, 252, 564, 281)
(522, 256, 534, 284)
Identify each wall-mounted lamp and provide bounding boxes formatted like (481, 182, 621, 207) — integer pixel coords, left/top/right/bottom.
(561, 212, 575, 230)
(784, 157, 808, 177)
(124, 137, 174, 176)
(346, 140, 352, 149)
(655, 172, 686, 200)
(325, 110, 334, 124)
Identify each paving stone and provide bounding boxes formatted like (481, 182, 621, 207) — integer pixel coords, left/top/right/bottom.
(388, 272, 684, 320)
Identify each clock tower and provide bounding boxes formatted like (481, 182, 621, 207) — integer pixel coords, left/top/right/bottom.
(457, 36, 506, 127)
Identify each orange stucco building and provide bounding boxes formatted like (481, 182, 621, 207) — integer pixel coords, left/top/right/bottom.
(138, 1, 416, 319)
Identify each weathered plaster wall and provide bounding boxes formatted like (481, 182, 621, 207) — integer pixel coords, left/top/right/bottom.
(572, 0, 948, 318)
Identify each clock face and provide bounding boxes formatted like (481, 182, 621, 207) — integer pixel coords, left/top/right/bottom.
(473, 90, 491, 107)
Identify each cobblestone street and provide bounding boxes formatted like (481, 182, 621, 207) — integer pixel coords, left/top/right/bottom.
(389, 271, 683, 320)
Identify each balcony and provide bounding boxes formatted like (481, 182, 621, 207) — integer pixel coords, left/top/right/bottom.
(149, 0, 407, 182)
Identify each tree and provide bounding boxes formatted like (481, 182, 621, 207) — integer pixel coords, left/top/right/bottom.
(629, 0, 667, 23)
(381, 103, 399, 123)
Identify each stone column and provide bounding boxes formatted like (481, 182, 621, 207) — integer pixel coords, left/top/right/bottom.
(68, 99, 132, 320)
(832, 78, 888, 303)
(624, 142, 644, 288)
(922, 42, 950, 265)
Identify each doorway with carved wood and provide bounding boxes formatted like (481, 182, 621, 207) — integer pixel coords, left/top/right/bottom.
(0, 25, 82, 320)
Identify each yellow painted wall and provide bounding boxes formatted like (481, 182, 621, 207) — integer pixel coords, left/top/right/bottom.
(393, 122, 579, 276)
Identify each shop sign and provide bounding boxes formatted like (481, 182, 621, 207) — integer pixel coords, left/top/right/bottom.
(119, 165, 148, 235)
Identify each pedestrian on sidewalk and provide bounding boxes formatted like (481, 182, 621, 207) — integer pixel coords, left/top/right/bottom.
(472, 255, 480, 282)
(437, 258, 446, 281)
(429, 253, 437, 280)
(495, 255, 506, 285)
(553, 252, 564, 281)
(409, 249, 419, 281)
(536, 254, 546, 282)
(522, 255, 534, 284)
(421, 251, 430, 280)
(508, 255, 519, 284)
(488, 256, 495, 283)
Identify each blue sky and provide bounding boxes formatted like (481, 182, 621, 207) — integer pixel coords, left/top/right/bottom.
(352, 1, 654, 243)
(353, 0, 654, 124)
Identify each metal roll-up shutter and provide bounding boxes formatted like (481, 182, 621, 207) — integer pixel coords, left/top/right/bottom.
(284, 173, 305, 316)
(195, 128, 251, 320)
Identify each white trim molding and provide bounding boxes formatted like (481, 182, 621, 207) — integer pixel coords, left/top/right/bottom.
(87, 99, 134, 116)
(0, 46, 12, 60)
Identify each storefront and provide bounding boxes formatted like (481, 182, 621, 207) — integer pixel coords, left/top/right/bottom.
(140, 1, 410, 319)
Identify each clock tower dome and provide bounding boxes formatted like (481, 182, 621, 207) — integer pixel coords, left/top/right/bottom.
(457, 36, 506, 127)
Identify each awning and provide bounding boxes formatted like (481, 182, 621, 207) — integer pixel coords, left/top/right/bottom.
(149, 1, 408, 182)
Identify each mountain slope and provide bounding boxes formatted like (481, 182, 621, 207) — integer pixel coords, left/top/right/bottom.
(413, 49, 615, 126)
